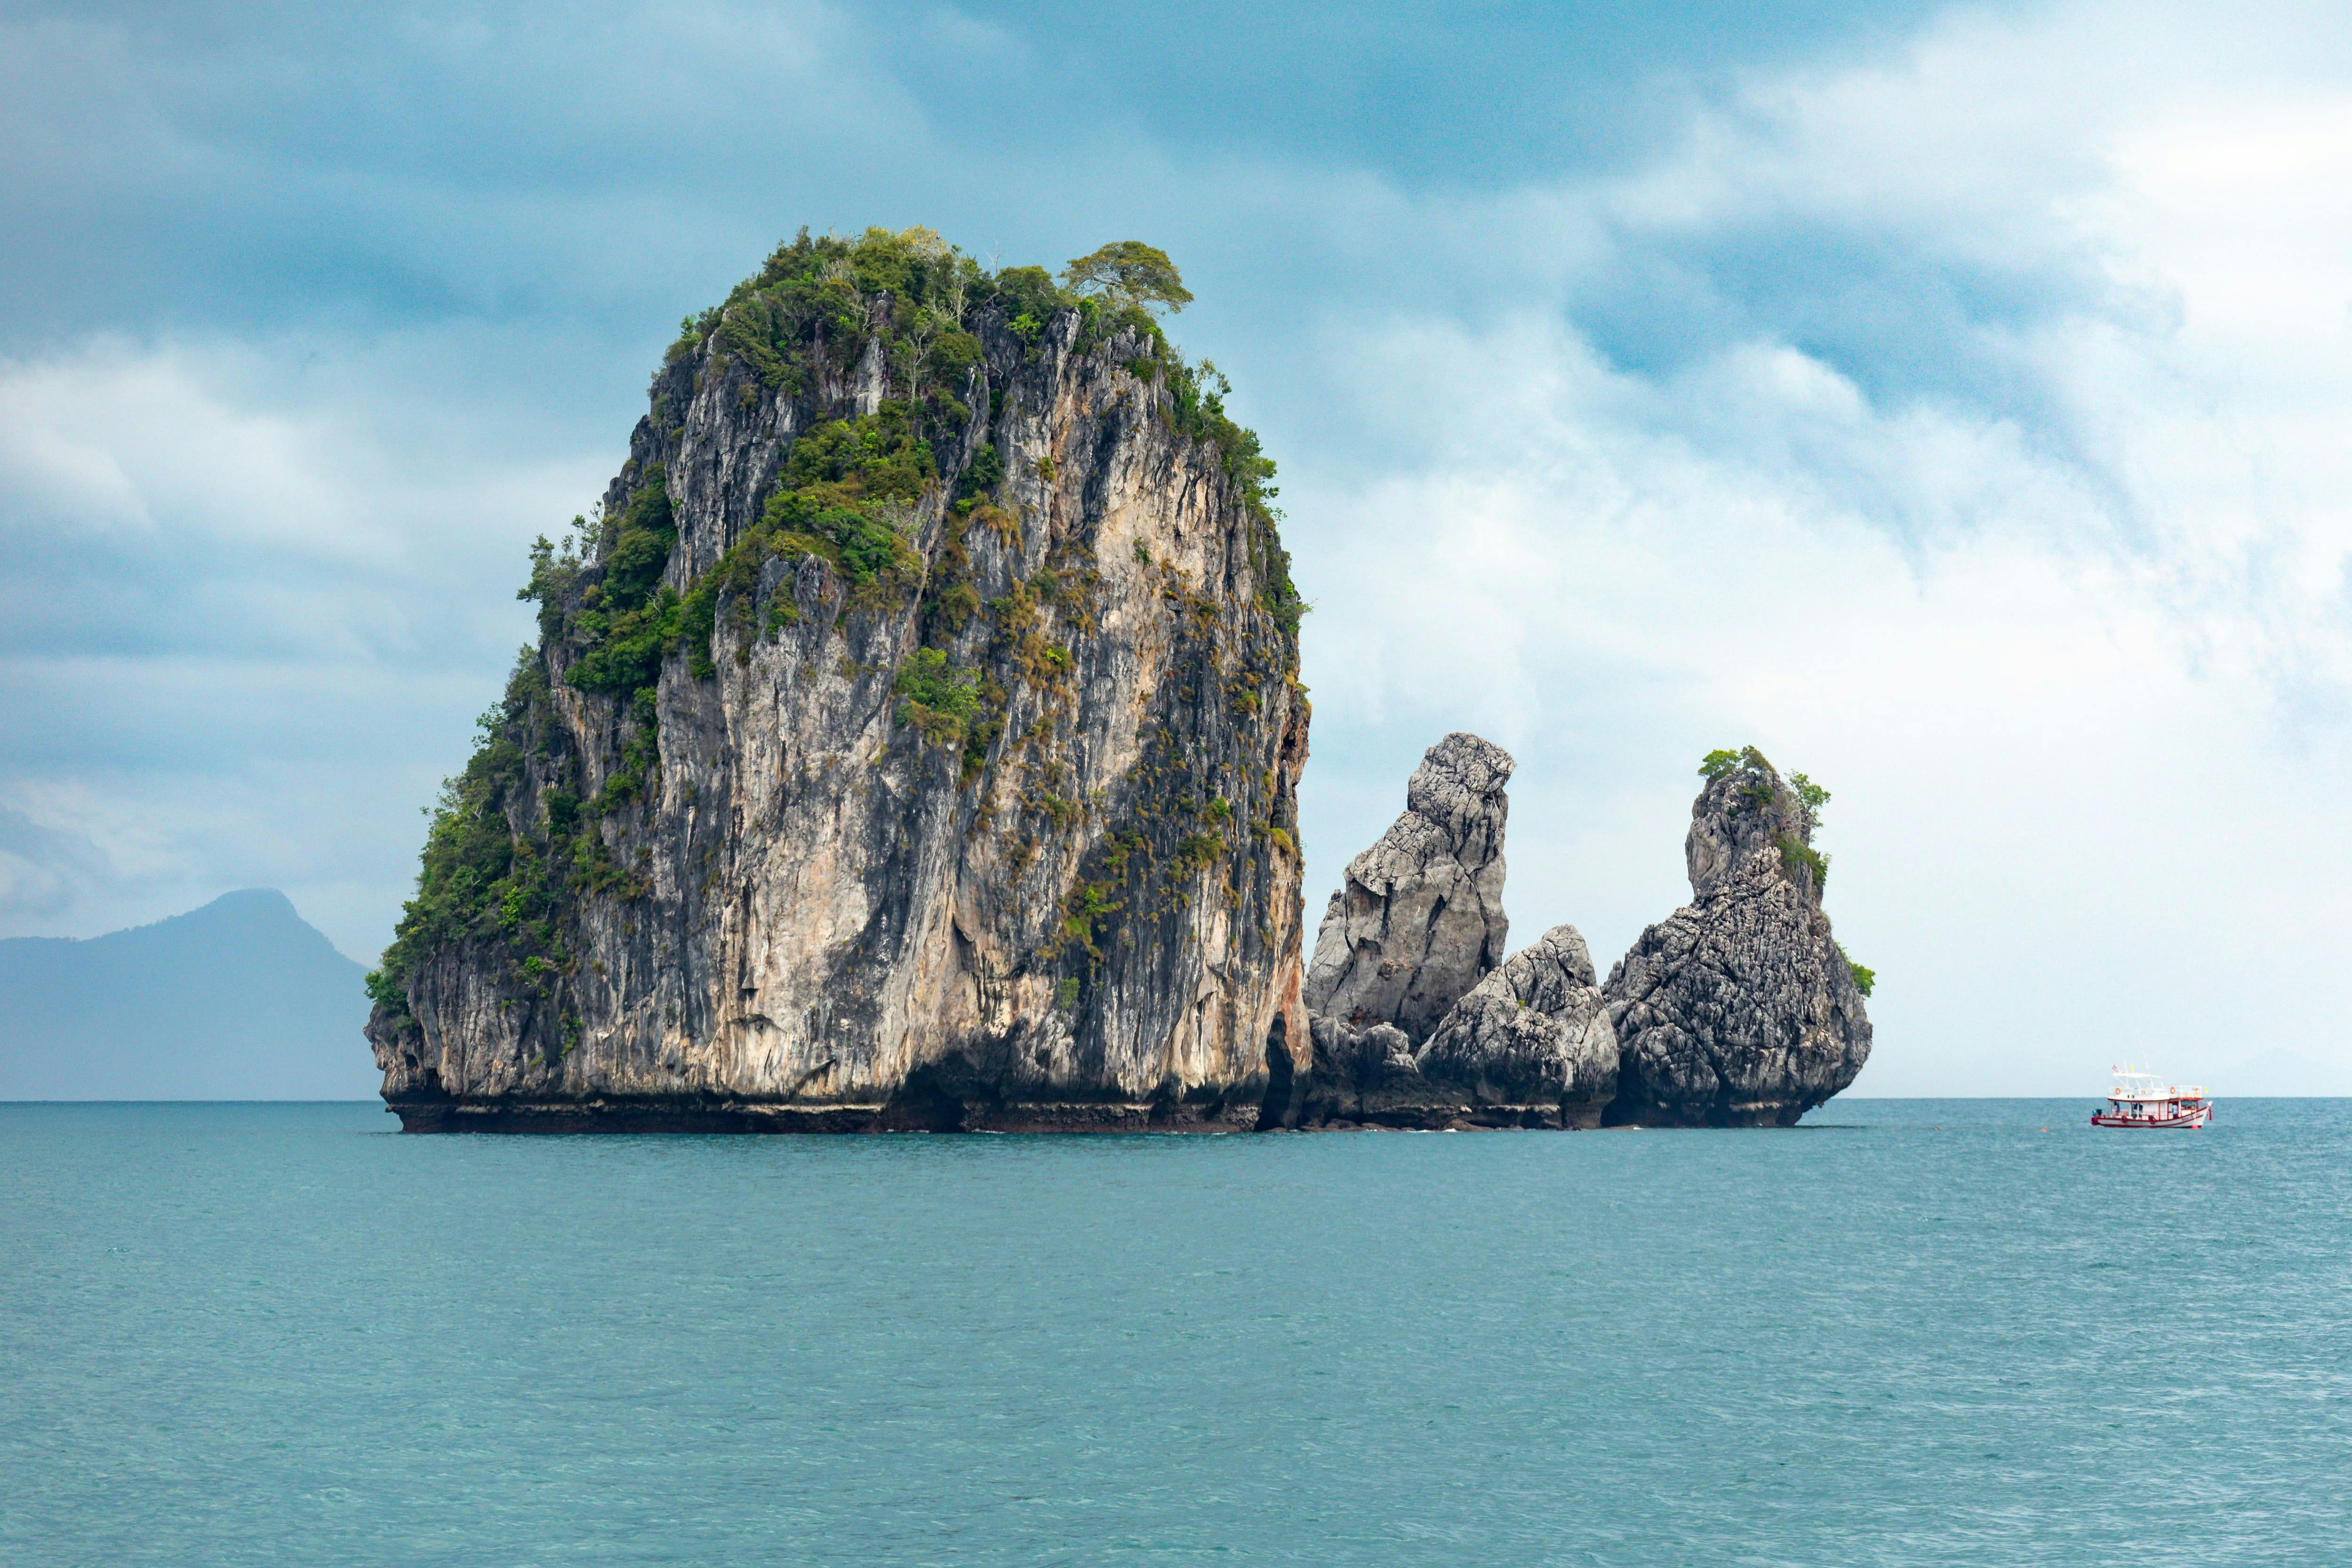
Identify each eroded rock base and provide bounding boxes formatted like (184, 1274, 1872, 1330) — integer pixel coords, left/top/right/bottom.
(388, 1095, 1267, 1135)
(1598, 1098, 1812, 1130)
(1279, 1100, 1608, 1132)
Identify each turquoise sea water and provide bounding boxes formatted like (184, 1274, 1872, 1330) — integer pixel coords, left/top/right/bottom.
(2, 1099, 2346, 1566)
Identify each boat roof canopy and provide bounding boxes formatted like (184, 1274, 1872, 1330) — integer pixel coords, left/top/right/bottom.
(2108, 1066, 2206, 1097)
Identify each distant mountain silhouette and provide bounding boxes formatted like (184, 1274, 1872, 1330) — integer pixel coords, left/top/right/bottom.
(0, 889, 378, 1099)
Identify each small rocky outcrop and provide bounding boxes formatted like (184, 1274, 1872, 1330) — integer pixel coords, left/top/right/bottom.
(1300, 732, 1512, 1043)
(1275, 737, 1614, 1128)
(1600, 750, 1871, 1127)
(1417, 926, 1616, 1127)
(1283, 920, 1615, 1131)
(1292, 1017, 1425, 1126)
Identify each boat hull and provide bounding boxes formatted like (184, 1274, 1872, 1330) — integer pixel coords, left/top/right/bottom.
(2090, 1107, 2211, 1128)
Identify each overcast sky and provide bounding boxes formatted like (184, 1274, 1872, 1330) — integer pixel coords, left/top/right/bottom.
(6, 0, 2351, 1094)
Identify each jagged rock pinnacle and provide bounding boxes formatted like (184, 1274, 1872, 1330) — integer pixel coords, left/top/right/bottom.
(1301, 731, 1512, 1046)
(1600, 752, 1871, 1127)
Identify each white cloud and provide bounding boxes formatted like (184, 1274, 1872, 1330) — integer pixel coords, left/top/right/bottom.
(1284, 0, 2352, 1096)
(0, 331, 612, 955)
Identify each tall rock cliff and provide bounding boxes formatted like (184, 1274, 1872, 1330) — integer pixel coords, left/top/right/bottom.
(1601, 749, 1871, 1127)
(366, 229, 1310, 1132)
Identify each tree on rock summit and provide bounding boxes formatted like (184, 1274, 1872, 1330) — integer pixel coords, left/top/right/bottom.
(1062, 241, 1194, 315)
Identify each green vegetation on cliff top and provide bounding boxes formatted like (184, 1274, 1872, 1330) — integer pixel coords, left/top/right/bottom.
(369, 227, 1302, 1015)
(1698, 745, 1873, 997)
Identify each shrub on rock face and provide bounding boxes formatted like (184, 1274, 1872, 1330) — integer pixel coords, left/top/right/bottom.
(1600, 750, 1871, 1128)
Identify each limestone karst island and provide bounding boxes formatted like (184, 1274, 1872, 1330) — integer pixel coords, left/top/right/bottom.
(365, 227, 1871, 1133)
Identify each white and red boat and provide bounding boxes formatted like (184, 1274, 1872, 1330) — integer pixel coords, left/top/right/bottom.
(2090, 1068, 2211, 1129)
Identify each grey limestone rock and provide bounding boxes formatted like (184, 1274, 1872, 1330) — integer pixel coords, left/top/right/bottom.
(1301, 732, 1512, 1045)
(366, 240, 1310, 1133)
(1293, 1015, 1427, 1125)
(1282, 736, 1619, 1131)
(1417, 924, 1616, 1127)
(1600, 754, 1871, 1127)
(1288, 923, 1614, 1131)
